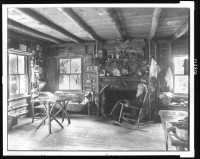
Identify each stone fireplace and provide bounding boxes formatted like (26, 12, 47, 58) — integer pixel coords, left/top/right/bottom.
(102, 86, 137, 120)
(98, 76, 143, 117)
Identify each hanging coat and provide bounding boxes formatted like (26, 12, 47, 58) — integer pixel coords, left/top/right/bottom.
(165, 67, 173, 91)
(150, 58, 158, 78)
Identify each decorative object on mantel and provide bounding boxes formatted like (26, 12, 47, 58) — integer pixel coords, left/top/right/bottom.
(106, 73, 111, 76)
(121, 68, 129, 76)
(99, 69, 106, 76)
(112, 68, 121, 76)
(111, 53, 116, 59)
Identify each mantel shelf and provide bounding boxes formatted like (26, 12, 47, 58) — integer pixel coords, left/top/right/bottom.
(105, 59, 131, 62)
(99, 76, 139, 79)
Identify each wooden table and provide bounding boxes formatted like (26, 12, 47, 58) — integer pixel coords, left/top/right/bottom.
(159, 109, 188, 151)
(51, 98, 71, 124)
(167, 128, 188, 150)
(36, 97, 71, 134)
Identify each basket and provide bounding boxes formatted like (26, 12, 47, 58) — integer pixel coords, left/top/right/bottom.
(176, 128, 188, 141)
(162, 98, 172, 105)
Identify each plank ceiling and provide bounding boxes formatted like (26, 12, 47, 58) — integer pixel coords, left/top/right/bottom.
(7, 7, 189, 44)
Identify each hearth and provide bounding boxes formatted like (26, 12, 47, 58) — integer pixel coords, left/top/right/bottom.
(100, 85, 137, 119)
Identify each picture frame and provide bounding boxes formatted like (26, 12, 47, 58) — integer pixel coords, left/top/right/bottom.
(39, 67, 43, 74)
(34, 65, 39, 72)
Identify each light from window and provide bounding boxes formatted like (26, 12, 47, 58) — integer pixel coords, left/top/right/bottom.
(174, 56, 187, 74)
(174, 76, 188, 93)
(59, 58, 82, 90)
(10, 75, 19, 95)
(9, 54, 28, 96)
(174, 55, 188, 94)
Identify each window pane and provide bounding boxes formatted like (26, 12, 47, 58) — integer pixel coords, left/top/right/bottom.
(20, 75, 27, 94)
(60, 59, 70, 74)
(9, 54, 17, 74)
(70, 75, 81, 90)
(59, 75, 69, 90)
(10, 75, 19, 95)
(71, 59, 81, 73)
(174, 76, 188, 93)
(18, 55, 25, 74)
(174, 56, 188, 74)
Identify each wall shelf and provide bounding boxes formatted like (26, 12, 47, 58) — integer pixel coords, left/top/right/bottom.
(105, 59, 131, 62)
(99, 76, 139, 79)
(8, 48, 34, 56)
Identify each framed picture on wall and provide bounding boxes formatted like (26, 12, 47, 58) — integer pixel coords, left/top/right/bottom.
(34, 65, 39, 72)
(39, 67, 43, 74)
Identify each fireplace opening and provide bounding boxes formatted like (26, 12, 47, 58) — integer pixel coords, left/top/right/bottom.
(102, 87, 137, 120)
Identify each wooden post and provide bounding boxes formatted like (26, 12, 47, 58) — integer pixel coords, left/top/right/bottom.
(96, 41, 100, 116)
(155, 42, 157, 61)
(169, 42, 172, 68)
(48, 102, 51, 134)
(148, 40, 151, 117)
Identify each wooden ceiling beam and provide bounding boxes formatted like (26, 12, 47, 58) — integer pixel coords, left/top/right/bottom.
(105, 8, 126, 41)
(8, 30, 51, 45)
(171, 21, 188, 41)
(8, 18, 65, 44)
(148, 8, 162, 40)
(58, 8, 102, 42)
(15, 8, 83, 43)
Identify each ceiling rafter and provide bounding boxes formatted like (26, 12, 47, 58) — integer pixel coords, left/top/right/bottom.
(8, 30, 51, 45)
(58, 8, 102, 42)
(15, 8, 83, 43)
(148, 8, 162, 40)
(105, 8, 126, 41)
(8, 18, 65, 44)
(171, 21, 188, 41)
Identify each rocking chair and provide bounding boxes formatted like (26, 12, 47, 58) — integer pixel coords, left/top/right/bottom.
(114, 85, 149, 128)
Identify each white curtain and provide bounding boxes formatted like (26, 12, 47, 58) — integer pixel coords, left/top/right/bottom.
(165, 67, 173, 91)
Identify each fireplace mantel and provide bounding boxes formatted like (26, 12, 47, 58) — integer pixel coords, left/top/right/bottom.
(98, 75, 148, 114)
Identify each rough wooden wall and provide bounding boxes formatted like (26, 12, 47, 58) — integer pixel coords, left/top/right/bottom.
(7, 36, 47, 120)
(171, 37, 188, 55)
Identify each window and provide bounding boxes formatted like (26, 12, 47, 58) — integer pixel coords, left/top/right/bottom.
(59, 58, 82, 91)
(9, 54, 28, 97)
(173, 55, 188, 94)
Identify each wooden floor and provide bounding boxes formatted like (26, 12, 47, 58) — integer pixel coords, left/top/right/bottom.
(7, 114, 176, 151)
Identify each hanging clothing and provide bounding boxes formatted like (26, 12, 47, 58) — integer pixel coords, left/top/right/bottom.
(157, 65, 161, 74)
(150, 58, 158, 78)
(165, 67, 173, 91)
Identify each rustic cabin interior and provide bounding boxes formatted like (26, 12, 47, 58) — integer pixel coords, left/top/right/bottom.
(6, 5, 191, 153)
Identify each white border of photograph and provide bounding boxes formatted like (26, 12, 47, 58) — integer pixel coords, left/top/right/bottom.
(3, 2, 195, 157)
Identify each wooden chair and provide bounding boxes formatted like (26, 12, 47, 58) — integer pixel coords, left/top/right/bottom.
(114, 86, 149, 128)
(30, 92, 46, 123)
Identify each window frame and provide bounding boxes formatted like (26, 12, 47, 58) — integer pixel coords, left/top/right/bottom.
(58, 56, 83, 92)
(8, 52, 30, 99)
(173, 55, 189, 96)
